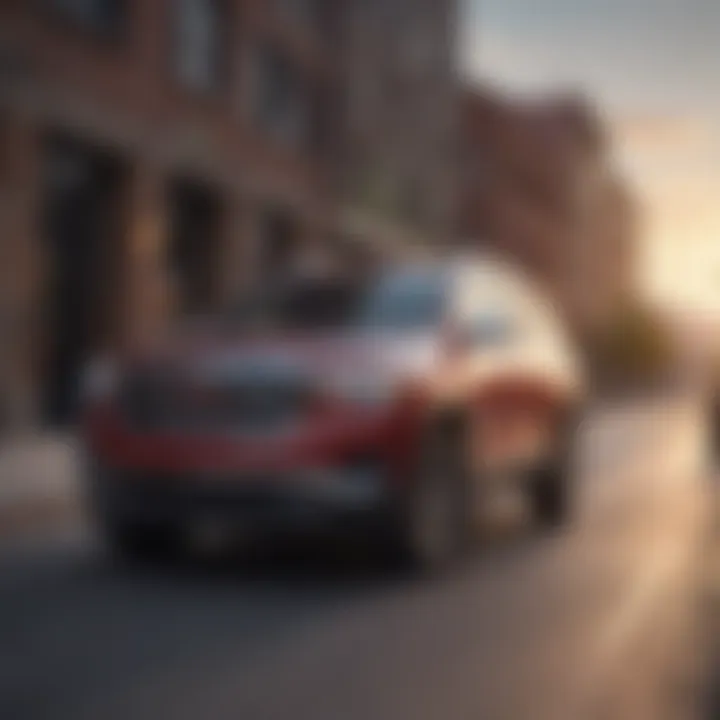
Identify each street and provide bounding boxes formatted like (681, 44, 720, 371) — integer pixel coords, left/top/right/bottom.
(0, 396, 712, 720)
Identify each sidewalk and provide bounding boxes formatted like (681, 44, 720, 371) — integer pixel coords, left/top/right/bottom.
(0, 434, 81, 538)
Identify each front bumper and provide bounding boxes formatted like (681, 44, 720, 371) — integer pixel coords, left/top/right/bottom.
(84, 401, 421, 534)
(91, 463, 394, 534)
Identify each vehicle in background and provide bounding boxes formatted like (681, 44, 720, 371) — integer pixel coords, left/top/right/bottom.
(709, 370, 720, 462)
(82, 257, 585, 572)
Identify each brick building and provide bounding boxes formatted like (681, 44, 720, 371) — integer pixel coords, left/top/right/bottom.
(334, 0, 459, 255)
(0, 0, 460, 429)
(459, 85, 636, 335)
(0, 0, 343, 427)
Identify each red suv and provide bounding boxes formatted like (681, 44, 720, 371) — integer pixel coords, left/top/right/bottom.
(83, 258, 585, 570)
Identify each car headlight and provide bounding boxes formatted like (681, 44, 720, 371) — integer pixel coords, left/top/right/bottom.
(81, 359, 119, 401)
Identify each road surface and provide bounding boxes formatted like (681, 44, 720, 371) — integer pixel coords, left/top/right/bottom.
(0, 397, 711, 720)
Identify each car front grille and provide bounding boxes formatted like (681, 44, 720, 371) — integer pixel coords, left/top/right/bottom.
(120, 370, 313, 433)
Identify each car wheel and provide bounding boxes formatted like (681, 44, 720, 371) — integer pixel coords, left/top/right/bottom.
(530, 472, 570, 528)
(395, 420, 470, 573)
(102, 518, 182, 564)
(529, 419, 577, 529)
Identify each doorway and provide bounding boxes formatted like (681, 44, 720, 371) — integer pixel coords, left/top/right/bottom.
(168, 178, 223, 316)
(41, 136, 125, 426)
(258, 206, 299, 285)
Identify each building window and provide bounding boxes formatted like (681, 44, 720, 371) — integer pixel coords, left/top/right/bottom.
(45, 0, 126, 36)
(257, 207, 299, 282)
(277, 0, 323, 32)
(400, 178, 425, 227)
(168, 178, 223, 315)
(175, 0, 226, 92)
(251, 46, 314, 150)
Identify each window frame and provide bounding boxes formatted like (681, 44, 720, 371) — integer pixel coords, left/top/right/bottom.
(173, 0, 230, 95)
(42, 0, 128, 40)
(250, 42, 316, 151)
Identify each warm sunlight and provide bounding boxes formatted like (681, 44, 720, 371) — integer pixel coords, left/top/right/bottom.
(466, 0, 720, 315)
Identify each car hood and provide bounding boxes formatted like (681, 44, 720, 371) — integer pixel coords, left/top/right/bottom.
(128, 326, 441, 384)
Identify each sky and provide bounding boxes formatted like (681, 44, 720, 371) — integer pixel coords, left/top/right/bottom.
(461, 0, 720, 312)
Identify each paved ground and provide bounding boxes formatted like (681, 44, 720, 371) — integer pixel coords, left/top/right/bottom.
(0, 396, 712, 720)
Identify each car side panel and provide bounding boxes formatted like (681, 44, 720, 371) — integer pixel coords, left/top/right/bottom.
(457, 268, 583, 479)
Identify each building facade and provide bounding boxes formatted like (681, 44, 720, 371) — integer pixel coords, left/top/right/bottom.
(459, 85, 636, 334)
(333, 0, 458, 256)
(0, 0, 342, 427)
(0, 0, 460, 428)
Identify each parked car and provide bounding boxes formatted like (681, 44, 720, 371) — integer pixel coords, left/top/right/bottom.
(82, 257, 586, 571)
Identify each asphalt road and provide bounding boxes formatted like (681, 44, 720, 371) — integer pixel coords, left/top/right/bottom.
(0, 397, 711, 720)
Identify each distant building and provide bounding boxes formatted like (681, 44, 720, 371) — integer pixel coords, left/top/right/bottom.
(459, 85, 637, 334)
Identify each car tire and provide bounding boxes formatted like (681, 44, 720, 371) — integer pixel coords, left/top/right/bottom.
(529, 417, 578, 530)
(102, 518, 182, 564)
(393, 419, 470, 573)
(530, 471, 570, 528)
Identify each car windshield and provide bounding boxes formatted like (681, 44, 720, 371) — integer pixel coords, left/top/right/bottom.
(355, 269, 447, 330)
(229, 269, 446, 332)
